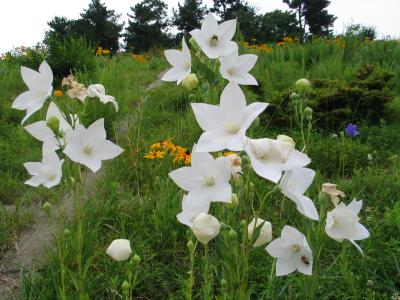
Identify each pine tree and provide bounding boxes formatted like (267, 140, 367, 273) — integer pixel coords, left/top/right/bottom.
(172, 0, 206, 36)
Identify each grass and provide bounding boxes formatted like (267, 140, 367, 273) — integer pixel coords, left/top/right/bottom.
(0, 37, 399, 299)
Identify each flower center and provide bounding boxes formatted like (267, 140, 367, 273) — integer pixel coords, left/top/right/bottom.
(227, 67, 236, 76)
(209, 35, 218, 47)
(291, 244, 300, 253)
(224, 122, 240, 134)
(83, 144, 93, 155)
(203, 176, 216, 187)
(43, 169, 56, 181)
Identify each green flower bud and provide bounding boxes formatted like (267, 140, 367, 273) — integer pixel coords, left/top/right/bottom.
(133, 254, 141, 265)
(187, 240, 195, 253)
(43, 202, 52, 217)
(225, 193, 239, 209)
(182, 73, 199, 91)
(122, 280, 130, 294)
(63, 228, 71, 237)
(221, 279, 228, 289)
(290, 92, 299, 100)
(46, 116, 60, 134)
(228, 229, 237, 240)
(240, 219, 247, 228)
(295, 78, 312, 93)
(318, 190, 329, 204)
(304, 107, 313, 115)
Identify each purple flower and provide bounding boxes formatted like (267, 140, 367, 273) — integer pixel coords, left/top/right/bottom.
(345, 124, 360, 137)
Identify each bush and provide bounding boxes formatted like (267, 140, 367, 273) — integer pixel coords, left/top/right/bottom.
(45, 37, 96, 82)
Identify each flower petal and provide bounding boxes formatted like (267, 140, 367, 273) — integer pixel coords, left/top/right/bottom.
(217, 19, 237, 42)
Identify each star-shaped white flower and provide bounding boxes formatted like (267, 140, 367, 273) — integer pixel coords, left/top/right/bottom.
(87, 84, 119, 112)
(325, 199, 370, 255)
(279, 168, 319, 221)
(63, 118, 124, 172)
(191, 82, 268, 152)
(266, 225, 313, 276)
(24, 146, 64, 189)
(169, 149, 232, 208)
(190, 13, 238, 59)
(244, 138, 311, 183)
(220, 51, 258, 85)
(161, 37, 191, 85)
(12, 60, 53, 124)
(177, 194, 210, 227)
(24, 102, 74, 151)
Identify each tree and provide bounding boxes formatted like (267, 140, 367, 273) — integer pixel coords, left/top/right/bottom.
(283, 0, 336, 40)
(172, 0, 206, 36)
(45, 17, 74, 42)
(254, 10, 301, 43)
(124, 0, 171, 52)
(76, 0, 124, 52)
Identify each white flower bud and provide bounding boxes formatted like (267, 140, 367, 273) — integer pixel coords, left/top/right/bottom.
(248, 217, 272, 247)
(295, 78, 312, 92)
(106, 239, 132, 261)
(192, 213, 220, 245)
(182, 73, 199, 90)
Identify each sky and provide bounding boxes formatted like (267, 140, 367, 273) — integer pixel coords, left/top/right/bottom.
(0, 0, 398, 53)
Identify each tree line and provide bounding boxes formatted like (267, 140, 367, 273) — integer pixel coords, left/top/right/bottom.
(46, 0, 337, 53)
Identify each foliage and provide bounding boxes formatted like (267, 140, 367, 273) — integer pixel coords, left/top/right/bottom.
(124, 0, 172, 53)
(172, 0, 206, 37)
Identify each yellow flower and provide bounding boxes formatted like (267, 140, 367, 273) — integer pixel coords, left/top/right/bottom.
(53, 90, 63, 97)
(144, 150, 165, 159)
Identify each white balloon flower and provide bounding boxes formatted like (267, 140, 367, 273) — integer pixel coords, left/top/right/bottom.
(63, 118, 124, 173)
(24, 146, 64, 189)
(248, 217, 272, 247)
(161, 37, 191, 85)
(325, 199, 370, 255)
(169, 149, 232, 208)
(190, 13, 237, 59)
(219, 50, 258, 85)
(12, 60, 53, 124)
(279, 168, 319, 221)
(106, 239, 132, 261)
(266, 225, 313, 276)
(24, 102, 75, 151)
(87, 84, 119, 112)
(191, 82, 268, 152)
(244, 138, 311, 183)
(192, 212, 221, 245)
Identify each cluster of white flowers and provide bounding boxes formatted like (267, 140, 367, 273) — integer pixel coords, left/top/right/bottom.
(12, 61, 124, 189)
(163, 13, 370, 277)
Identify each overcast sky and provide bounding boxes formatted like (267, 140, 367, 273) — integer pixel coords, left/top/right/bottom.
(0, 0, 398, 53)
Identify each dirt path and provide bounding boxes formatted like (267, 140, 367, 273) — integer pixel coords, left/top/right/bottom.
(0, 70, 167, 299)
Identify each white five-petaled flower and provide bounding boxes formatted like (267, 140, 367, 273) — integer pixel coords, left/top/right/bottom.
(12, 60, 53, 124)
(63, 118, 124, 172)
(169, 148, 232, 208)
(325, 199, 370, 255)
(219, 51, 258, 85)
(266, 225, 313, 276)
(244, 138, 311, 183)
(106, 239, 132, 261)
(279, 168, 319, 221)
(191, 82, 268, 152)
(24, 146, 64, 189)
(161, 37, 191, 85)
(87, 84, 119, 112)
(192, 212, 221, 244)
(177, 194, 210, 227)
(248, 217, 272, 247)
(190, 13, 238, 59)
(24, 102, 74, 151)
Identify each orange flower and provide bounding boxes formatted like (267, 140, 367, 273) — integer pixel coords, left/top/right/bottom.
(53, 90, 63, 97)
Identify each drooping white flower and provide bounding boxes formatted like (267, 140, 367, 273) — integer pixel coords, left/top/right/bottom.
(325, 199, 370, 255)
(162, 37, 191, 85)
(266, 225, 313, 276)
(190, 13, 237, 59)
(63, 118, 124, 172)
(24, 145, 64, 189)
(24, 102, 74, 151)
(191, 82, 268, 152)
(106, 239, 132, 261)
(177, 194, 210, 227)
(248, 217, 272, 247)
(220, 51, 258, 85)
(225, 153, 243, 178)
(87, 84, 119, 112)
(321, 183, 345, 206)
(244, 138, 311, 183)
(279, 168, 319, 221)
(192, 212, 221, 244)
(12, 61, 53, 124)
(169, 149, 232, 208)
